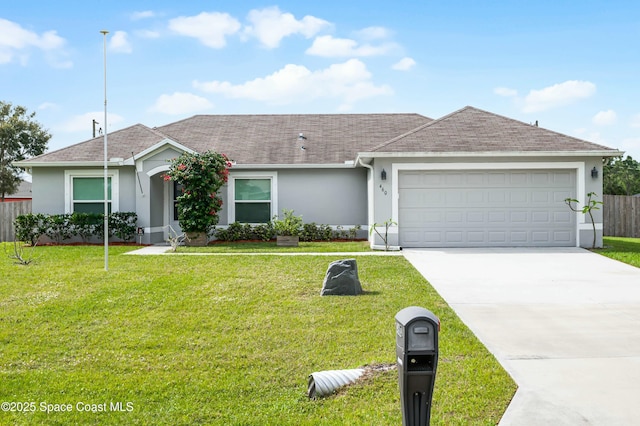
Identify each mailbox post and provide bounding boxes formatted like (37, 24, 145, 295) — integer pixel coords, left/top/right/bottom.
(395, 306, 439, 426)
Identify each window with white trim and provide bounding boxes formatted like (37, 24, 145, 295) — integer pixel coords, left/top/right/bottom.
(65, 170, 119, 214)
(173, 181, 184, 220)
(229, 172, 277, 223)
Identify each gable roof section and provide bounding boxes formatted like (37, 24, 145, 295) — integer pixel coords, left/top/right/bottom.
(369, 106, 619, 156)
(18, 124, 171, 165)
(16, 108, 621, 168)
(155, 114, 432, 165)
(18, 114, 433, 167)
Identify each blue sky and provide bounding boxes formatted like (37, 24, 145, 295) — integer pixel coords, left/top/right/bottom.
(2, 0, 639, 160)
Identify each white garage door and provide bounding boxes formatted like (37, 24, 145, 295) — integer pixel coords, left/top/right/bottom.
(399, 169, 576, 247)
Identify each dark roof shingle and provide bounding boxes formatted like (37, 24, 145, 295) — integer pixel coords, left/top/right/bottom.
(156, 113, 432, 164)
(21, 108, 617, 165)
(371, 106, 615, 153)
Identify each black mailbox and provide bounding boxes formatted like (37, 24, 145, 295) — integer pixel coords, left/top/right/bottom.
(395, 306, 439, 426)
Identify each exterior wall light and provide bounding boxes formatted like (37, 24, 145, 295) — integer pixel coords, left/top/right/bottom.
(591, 167, 598, 179)
(381, 169, 387, 180)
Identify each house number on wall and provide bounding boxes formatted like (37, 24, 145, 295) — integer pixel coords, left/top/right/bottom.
(379, 184, 388, 196)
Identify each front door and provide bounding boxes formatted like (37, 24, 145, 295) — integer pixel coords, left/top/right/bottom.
(164, 180, 183, 240)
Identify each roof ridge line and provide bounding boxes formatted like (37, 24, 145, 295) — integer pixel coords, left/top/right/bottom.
(466, 106, 613, 148)
(370, 106, 472, 151)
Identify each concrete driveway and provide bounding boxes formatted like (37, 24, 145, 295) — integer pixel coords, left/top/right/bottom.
(402, 247, 640, 426)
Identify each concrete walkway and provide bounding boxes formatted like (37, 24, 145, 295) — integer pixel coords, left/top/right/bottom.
(125, 244, 403, 256)
(402, 248, 640, 425)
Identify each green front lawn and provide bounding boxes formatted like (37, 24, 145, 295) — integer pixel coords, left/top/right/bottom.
(0, 245, 515, 425)
(599, 237, 640, 268)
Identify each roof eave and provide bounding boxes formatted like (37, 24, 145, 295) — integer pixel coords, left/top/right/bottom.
(12, 160, 132, 168)
(232, 162, 356, 169)
(356, 150, 624, 162)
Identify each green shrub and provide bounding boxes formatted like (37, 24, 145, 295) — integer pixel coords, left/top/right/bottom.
(44, 213, 74, 244)
(215, 220, 360, 242)
(272, 209, 303, 236)
(13, 213, 47, 245)
(215, 222, 248, 241)
(252, 222, 275, 241)
(70, 213, 103, 243)
(110, 212, 138, 242)
(14, 212, 138, 244)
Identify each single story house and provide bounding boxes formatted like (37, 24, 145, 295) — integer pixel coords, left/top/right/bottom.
(15, 106, 621, 248)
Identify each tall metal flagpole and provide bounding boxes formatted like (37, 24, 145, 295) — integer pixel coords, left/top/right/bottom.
(101, 30, 109, 271)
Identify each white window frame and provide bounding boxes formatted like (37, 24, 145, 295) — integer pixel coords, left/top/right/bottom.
(64, 169, 120, 214)
(227, 171, 278, 224)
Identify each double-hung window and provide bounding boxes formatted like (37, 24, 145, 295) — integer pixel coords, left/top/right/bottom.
(173, 181, 184, 220)
(65, 170, 119, 214)
(229, 172, 277, 223)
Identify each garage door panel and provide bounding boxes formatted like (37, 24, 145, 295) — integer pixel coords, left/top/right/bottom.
(553, 171, 573, 184)
(531, 211, 550, 223)
(554, 191, 572, 202)
(554, 211, 572, 224)
(399, 169, 576, 247)
(532, 191, 551, 203)
(509, 173, 527, 185)
(554, 230, 572, 243)
(467, 211, 484, 222)
(510, 231, 528, 243)
(467, 191, 485, 203)
(489, 173, 508, 185)
(445, 173, 464, 185)
(509, 191, 528, 203)
(510, 211, 528, 222)
(488, 211, 506, 222)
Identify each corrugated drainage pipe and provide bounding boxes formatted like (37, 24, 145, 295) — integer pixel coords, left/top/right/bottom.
(307, 368, 365, 399)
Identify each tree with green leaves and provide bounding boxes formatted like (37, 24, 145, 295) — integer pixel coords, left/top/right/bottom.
(0, 101, 50, 200)
(565, 192, 603, 249)
(603, 155, 640, 196)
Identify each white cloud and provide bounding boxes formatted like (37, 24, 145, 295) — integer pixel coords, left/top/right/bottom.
(57, 112, 124, 133)
(355, 26, 392, 40)
(494, 87, 518, 97)
(522, 80, 596, 113)
(135, 30, 161, 39)
(630, 113, 640, 128)
(0, 18, 70, 67)
(306, 35, 397, 57)
(392, 57, 416, 71)
(131, 11, 155, 21)
(244, 6, 331, 48)
(149, 92, 213, 115)
(169, 12, 241, 48)
(38, 102, 58, 110)
(592, 109, 617, 126)
(193, 59, 393, 108)
(109, 31, 132, 53)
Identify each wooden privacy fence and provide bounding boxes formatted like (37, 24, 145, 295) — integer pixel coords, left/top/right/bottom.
(0, 201, 32, 242)
(603, 195, 640, 238)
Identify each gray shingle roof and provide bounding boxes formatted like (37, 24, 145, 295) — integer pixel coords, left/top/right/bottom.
(23, 114, 432, 165)
(20, 107, 618, 166)
(371, 106, 615, 153)
(155, 113, 432, 164)
(24, 124, 169, 163)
